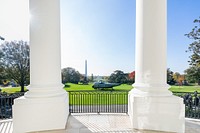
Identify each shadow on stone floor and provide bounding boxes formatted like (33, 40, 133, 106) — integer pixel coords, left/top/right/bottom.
(65, 115, 93, 133)
(29, 116, 93, 133)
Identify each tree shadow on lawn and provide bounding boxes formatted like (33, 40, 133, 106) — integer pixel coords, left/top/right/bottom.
(64, 84, 71, 88)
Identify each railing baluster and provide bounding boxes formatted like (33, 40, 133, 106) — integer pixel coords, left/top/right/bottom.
(97, 92, 99, 113)
(0, 92, 24, 120)
(67, 90, 129, 114)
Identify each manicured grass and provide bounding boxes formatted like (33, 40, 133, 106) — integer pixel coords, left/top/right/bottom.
(65, 84, 200, 105)
(1, 87, 27, 93)
(1, 83, 200, 93)
(65, 83, 131, 105)
(2, 84, 200, 105)
(64, 83, 94, 91)
(64, 83, 200, 93)
(113, 84, 133, 91)
(169, 85, 200, 93)
(68, 91, 128, 105)
(64, 83, 132, 91)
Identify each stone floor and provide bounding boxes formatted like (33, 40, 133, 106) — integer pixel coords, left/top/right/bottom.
(0, 119, 13, 133)
(1, 114, 200, 133)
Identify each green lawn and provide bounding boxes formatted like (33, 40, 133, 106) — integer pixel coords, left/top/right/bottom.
(64, 83, 133, 91)
(1, 87, 27, 93)
(169, 85, 200, 93)
(1, 83, 200, 94)
(64, 83, 94, 91)
(64, 83, 200, 93)
(65, 84, 200, 105)
(68, 91, 128, 105)
(1, 84, 199, 105)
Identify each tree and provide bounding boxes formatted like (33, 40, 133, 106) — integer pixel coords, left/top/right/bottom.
(173, 72, 181, 83)
(62, 67, 81, 84)
(108, 70, 128, 84)
(185, 17, 200, 67)
(0, 41, 30, 92)
(0, 65, 7, 84)
(173, 72, 186, 85)
(167, 68, 176, 85)
(128, 71, 135, 84)
(185, 17, 200, 84)
(89, 74, 94, 82)
(184, 66, 200, 85)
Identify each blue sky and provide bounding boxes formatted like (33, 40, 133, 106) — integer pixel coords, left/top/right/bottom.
(60, 0, 135, 76)
(0, 0, 200, 76)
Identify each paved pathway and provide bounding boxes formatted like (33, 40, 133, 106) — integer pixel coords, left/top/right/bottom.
(1, 114, 200, 133)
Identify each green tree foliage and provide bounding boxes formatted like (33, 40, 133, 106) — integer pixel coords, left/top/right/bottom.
(0, 65, 7, 84)
(62, 67, 81, 84)
(108, 70, 128, 84)
(184, 66, 200, 84)
(0, 41, 30, 92)
(167, 68, 176, 85)
(185, 17, 200, 84)
(173, 72, 181, 82)
(185, 17, 200, 67)
(88, 74, 94, 82)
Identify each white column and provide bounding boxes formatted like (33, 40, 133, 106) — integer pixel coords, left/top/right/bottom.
(12, 0, 69, 132)
(133, 0, 171, 96)
(25, 0, 66, 98)
(128, 0, 185, 132)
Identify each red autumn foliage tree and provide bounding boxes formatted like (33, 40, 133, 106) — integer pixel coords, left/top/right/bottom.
(128, 71, 135, 84)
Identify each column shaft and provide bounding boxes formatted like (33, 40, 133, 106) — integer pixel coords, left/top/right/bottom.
(128, 1, 185, 132)
(26, 0, 65, 97)
(133, 0, 171, 96)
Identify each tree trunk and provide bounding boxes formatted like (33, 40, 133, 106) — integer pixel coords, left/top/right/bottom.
(198, 79, 200, 86)
(21, 84, 25, 92)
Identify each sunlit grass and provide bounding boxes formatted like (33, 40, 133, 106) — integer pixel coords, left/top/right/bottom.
(169, 85, 200, 93)
(64, 83, 200, 93)
(64, 83, 132, 91)
(1, 87, 27, 93)
(1, 83, 200, 93)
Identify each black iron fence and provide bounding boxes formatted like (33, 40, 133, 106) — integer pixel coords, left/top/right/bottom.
(0, 92, 24, 119)
(174, 91, 200, 119)
(68, 90, 200, 119)
(0, 90, 200, 120)
(68, 91, 129, 113)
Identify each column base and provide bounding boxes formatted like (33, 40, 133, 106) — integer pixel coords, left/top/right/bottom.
(13, 93, 69, 133)
(128, 90, 185, 133)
